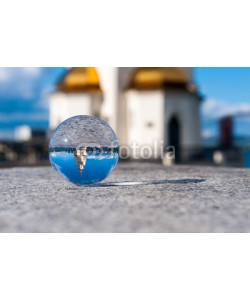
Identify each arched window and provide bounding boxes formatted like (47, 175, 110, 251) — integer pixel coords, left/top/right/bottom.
(168, 116, 181, 162)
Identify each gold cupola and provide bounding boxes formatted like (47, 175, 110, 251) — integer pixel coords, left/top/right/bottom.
(127, 67, 190, 90)
(57, 67, 102, 93)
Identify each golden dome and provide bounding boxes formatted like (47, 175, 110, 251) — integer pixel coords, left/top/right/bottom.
(128, 67, 189, 90)
(57, 67, 102, 93)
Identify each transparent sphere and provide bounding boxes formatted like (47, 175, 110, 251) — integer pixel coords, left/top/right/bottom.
(49, 115, 119, 185)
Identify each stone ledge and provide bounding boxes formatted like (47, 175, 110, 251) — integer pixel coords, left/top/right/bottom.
(0, 162, 250, 232)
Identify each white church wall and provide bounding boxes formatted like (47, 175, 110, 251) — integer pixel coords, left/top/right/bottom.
(125, 90, 164, 158)
(48, 67, 200, 161)
(118, 67, 135, 90)
(97, 67, 136, 134)
(116, 92, 128, 147)
(97, 68, 118, 130)
(97, 67, 137, 139)
(49, 92, 92, 129)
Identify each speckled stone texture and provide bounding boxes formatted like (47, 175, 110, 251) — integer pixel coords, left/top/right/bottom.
(1, 162, 250, 232)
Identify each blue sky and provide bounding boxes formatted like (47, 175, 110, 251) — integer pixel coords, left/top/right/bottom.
(0, 67, 250, 142)
(195, 67, 250, 141)
(0, 67, 66, 139)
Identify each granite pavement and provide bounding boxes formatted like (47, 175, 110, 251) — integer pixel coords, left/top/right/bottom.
(1, 162, 250, 232)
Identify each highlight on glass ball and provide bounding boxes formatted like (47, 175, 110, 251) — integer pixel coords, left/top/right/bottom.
(49, 115, 119, 185)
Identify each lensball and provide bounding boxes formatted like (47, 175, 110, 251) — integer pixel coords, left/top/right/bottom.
(49, 115, 119, 185)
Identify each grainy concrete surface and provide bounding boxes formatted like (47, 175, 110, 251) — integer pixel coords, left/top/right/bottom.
(1, 162, 250, 232)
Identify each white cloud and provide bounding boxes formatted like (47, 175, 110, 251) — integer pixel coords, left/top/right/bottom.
(0, 67, 44, 100)
(0, 68, 10, 82)
(22, 67, 42, 77)
(0, 68, 42, 82)
(202, 129, 214, 138)
(202, 98, 250, 119)
(16, 83, 35, 99)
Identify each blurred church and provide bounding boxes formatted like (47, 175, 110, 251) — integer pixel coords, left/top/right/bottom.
(49, 67, 202, 161)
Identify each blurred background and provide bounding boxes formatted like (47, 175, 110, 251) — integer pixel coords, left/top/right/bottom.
(1, 67, 250, 168)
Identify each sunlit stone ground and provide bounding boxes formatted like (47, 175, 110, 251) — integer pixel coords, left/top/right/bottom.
(1, 162, 250, 232)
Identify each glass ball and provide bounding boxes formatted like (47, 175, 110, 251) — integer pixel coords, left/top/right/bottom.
(49, 115, 119, 185)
